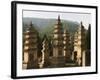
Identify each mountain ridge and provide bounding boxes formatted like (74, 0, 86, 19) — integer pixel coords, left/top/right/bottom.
(23, 17, 79, 38)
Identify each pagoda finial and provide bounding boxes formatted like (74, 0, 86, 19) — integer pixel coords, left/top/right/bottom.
(56, 15, 61, 25)
(81, 21, 83, 26)
(58, 15, 60, 22)
(30, 21, 33, 27)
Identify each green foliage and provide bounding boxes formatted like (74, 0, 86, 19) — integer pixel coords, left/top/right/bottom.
(23, 18, 79, 39)
(86, 25, 91, 49)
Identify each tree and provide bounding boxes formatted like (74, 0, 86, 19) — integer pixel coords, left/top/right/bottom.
(86, 24, 91, 50)
(41, 35, 50, 68)
(85, 24, 91, 66)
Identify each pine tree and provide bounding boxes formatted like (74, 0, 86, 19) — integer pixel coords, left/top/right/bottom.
(85, 24, 91, 66)
(41, 35, 50, 68)
(86, 24, 91, 50)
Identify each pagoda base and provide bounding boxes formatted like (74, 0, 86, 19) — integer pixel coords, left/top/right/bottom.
(50, 56, 66, 68)
(27, 60, 39, 69)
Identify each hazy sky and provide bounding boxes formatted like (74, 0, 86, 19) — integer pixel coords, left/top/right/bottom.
(23, 10, 91, 29)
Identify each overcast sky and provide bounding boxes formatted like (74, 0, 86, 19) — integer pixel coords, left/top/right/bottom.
(23, 10, 91, 29)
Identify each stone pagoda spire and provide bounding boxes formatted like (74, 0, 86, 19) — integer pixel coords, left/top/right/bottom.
(53, 15, 63, 57)
(52, 15, 65, 67)
(63, 29, 71, 61)
(73, 22, 86, 66)
(23, 22, 38, 69)
(56, 15, 61, 25)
